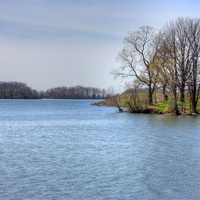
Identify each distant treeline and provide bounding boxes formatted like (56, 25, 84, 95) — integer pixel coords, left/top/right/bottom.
(0, 82, 107, 99)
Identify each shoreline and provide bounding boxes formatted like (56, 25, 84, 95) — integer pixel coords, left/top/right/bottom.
(93, 99, 200, 116)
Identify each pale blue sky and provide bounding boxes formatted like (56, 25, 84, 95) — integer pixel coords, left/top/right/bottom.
(0, 0, 199, 90)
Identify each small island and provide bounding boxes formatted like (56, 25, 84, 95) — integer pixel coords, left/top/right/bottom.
(97, 17, 200, 115)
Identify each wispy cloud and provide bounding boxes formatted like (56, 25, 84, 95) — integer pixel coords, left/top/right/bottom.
(0, 0, 196, 40)
(0, 18, 123, 41)
(0, 0, 134, 40)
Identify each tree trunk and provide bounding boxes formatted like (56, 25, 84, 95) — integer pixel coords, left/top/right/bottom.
(162, 84, 168, 101)
(148, 85, 153, 105)
(173, 66, 180, 115)
(179, 83, 185, 112)
(191, 56, 198, 114)
(180, 84, 185, 103)
(173, 86, 180, 115)
(191, 100, 197, 113)
(191, 85, 197, 113)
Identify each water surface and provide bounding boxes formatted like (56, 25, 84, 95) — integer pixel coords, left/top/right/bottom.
(0, 100, 200, 200)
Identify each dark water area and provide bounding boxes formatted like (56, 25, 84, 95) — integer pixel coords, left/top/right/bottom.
(0, 100, 200, 200)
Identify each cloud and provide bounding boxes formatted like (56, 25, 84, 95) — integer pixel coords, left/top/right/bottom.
(0, 0, 133, 40)
(0, 0, 199, 91)
(0, 0, 195, 40)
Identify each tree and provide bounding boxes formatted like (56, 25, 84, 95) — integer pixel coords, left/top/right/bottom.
(117, 26, 159, 105)
(185, 18, 200, 113)
(154, 32, 171, 101)
(115, 17, 200, 114)
(162, 24, 180, 114)
(173, 18, 192, 107)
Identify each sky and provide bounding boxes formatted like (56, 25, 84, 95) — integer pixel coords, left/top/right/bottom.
(0, 0, 199, 91)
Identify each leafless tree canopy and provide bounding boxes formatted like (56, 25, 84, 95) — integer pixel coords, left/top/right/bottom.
(117, 26, 160, 105)
(116, 17, 200, 113)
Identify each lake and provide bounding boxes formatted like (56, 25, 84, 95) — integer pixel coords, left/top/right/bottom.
(0, 100, 200, 200)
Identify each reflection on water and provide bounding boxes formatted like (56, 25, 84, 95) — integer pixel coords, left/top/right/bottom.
(0, 100, 200, 200)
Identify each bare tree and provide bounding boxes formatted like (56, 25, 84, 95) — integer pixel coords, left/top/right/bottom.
(157, 24, 180, 114)
(185, 18, 200, 113)
(174, 18, 192, 107)
(159, 18, 200, 114)
(114, 17, 200, 114)
(155, 32, 171, 101)
(158, 19, 192, 111)
(117, 26, 159, 105)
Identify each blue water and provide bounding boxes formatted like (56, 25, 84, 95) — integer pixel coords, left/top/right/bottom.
(1, 100, 200, 200)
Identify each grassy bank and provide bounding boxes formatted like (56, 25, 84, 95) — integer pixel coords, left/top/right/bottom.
(94, 91, 200, 115)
